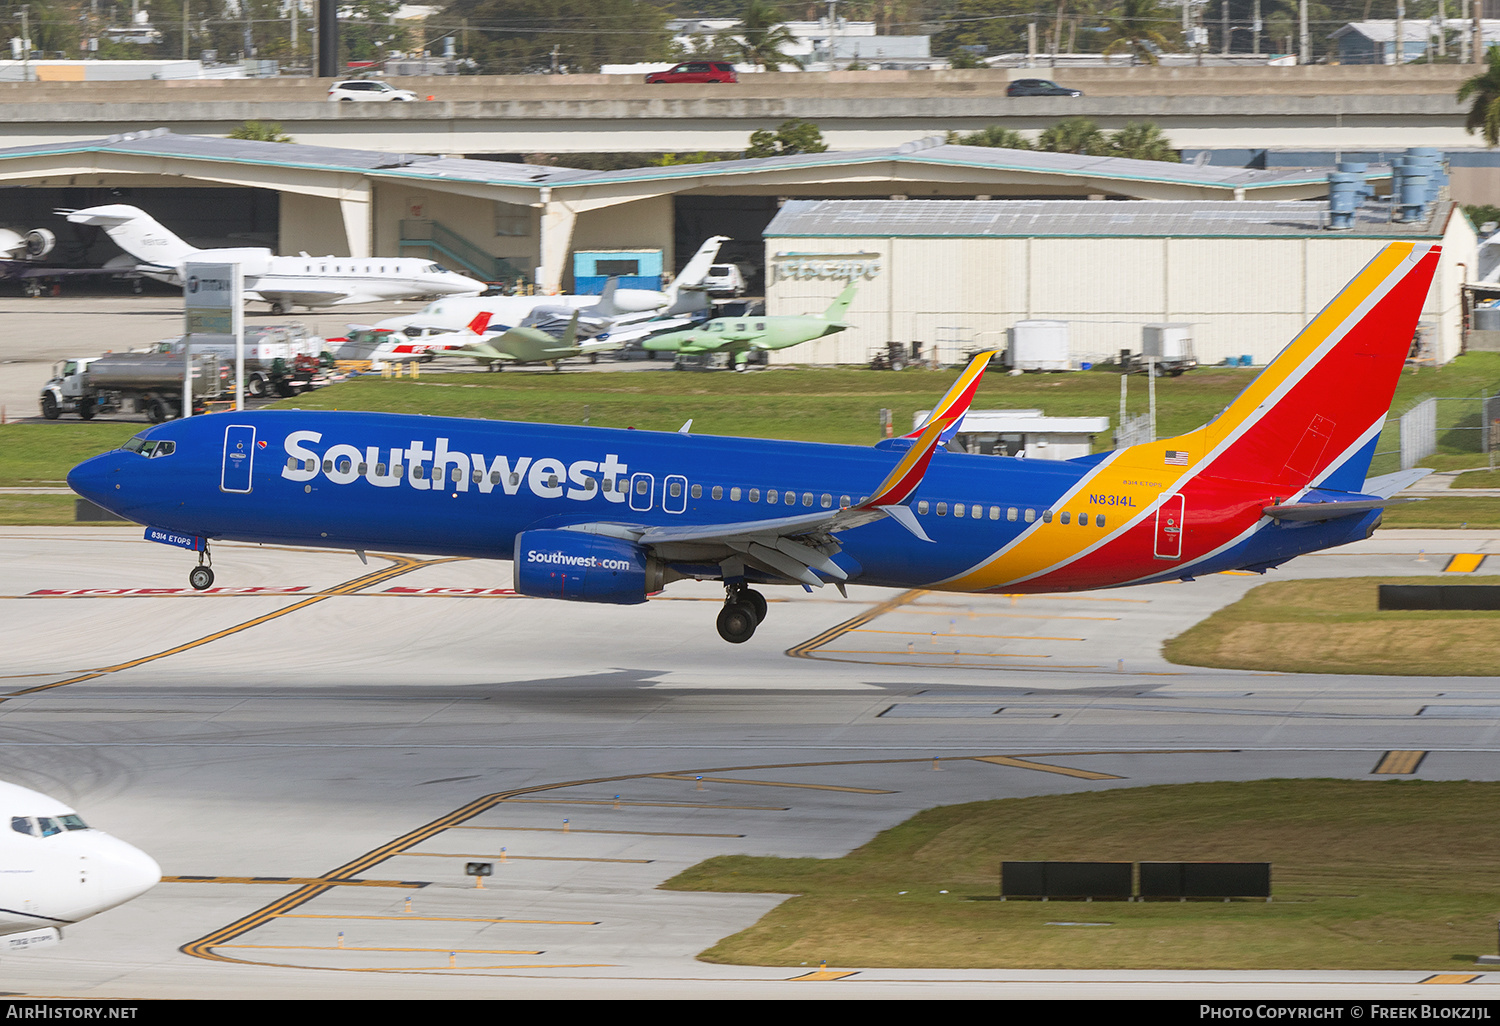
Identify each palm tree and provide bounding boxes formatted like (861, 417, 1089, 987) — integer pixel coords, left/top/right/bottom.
(1109, 121, 1180, 162)
(950, 126, 1034, 150)
(1099, 0, 1178, 66)
(1038, 117, 1111, 156)
(739, 0, 801, 70)
(1460, 47, 1500, 147)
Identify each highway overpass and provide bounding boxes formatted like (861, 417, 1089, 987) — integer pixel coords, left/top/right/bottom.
(0, 66, 1479, 156)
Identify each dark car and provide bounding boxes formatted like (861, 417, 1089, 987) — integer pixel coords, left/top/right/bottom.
(646, 61, 738, 84)
(1006, 78, 1083, 97)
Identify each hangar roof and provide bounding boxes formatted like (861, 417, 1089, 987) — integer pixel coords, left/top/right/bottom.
(0, 129, 1347, 200)
(765, 198, 1451, 239)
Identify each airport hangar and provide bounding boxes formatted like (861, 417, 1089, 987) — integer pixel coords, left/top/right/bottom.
(0, 129, 1354, 301)
(763, 197, 1477, 369)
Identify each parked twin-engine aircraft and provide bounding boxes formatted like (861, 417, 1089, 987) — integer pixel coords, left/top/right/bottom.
(642, 283, 857, 368)
(62, 204, 485, 313)
(68, 243, 1436, 644)
(0, 780, 160, 951)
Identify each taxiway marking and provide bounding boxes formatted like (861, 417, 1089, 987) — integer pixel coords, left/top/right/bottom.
(2, 554, 459, 699)
(1372, 750, 1428, 774)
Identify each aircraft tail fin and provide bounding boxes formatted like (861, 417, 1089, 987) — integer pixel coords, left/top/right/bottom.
(665, 235, 729, 305)
(1142, 242, 1440, 494)
(465, 312, 492, 335)
(822, 282, 858, 323)
(590, 277, 621, 318)
(61, 204, 199, 266)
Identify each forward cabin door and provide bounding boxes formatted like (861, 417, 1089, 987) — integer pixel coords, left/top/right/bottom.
(1153, 493, 1185, 560)
(221, 424, 256, 493)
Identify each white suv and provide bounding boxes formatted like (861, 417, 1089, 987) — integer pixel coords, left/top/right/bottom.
(327, 80, 420, 102)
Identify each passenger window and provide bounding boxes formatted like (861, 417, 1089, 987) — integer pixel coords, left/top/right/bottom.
(802, 492, 814, 507)
(918, 500, 929, 514)
(323, 459, 333, 472)
(584, 478, 596, 491)
(840, 495, 851, 506)
(1024, 509, 1036, 523)
(670, 481, 683, 498)
(378, 464, 388, 476)
(510, 473, 520, 486)
(412, 466, 425, 480)
(767, 489, 778, 504)
(1060, 512, 1070, 524)
(1042, 510, 1054, 523)
(472, 470, 482, 483)
(821, 493, 832, 508)
(452, 468, 463, 482)
(1007, 507, 1017, 521)
(972, 505, 982, 519)
(989, 506, 1000, 520)
(936, 502, 947, 516)
(393, 465, 404, 478)
(286, 457, 297, 470)
(603, 477, 612, 492)
(1096, 515, 1105, 527)
(748, 488, 759, 502)
(712, 486, 723, 500)
(954, 503, 966, 518)
(730, 487, 741, 501)
(691, 484, 702, 498)
(358, 463, 368, 475)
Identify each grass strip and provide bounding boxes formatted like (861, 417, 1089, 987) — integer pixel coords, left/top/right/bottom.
(1164, 576, 1500, 675)
(663, 779, 1500, 970)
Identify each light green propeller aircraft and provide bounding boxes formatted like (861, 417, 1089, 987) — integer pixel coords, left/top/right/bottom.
(641, 283, 857, 370)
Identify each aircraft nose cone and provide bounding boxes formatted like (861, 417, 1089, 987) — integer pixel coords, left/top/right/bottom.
(67, 453, 114, 508)
(81, 834, 162, 916)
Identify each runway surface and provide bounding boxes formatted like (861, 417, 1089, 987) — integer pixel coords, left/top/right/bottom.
(2, 525, 1499, 998)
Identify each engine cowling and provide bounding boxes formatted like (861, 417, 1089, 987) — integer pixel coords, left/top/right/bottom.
(513, 529, 662, 605)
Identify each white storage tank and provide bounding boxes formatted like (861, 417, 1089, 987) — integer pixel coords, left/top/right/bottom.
(1006, 320, 1070, 371)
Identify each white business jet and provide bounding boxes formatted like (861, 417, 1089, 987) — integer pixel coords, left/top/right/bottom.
(0, 780, 160, 953)
(62, 204, 486, 313)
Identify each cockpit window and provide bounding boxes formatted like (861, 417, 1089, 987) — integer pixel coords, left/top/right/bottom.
(122, 436, 175, 458)
(36, 817, 61, 837)
(60, 815, 88, 831)
(11, 816, 34, 836)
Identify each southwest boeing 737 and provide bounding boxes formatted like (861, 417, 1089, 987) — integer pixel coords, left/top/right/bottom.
(68, 243, 1437, 644)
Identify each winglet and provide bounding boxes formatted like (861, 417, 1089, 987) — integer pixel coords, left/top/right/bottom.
(859, 350, 998, 532)
(901, 349, 999, 446)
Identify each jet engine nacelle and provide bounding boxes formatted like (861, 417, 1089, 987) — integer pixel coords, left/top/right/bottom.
(513, 529, 662, 605)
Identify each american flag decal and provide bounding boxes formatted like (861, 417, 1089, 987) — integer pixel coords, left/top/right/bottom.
(1164, 450, 1190, 465)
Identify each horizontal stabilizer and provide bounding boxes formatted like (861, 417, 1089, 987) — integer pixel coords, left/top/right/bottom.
(1263, 497, 1419, 521)
(1362, 468, 1433, 498)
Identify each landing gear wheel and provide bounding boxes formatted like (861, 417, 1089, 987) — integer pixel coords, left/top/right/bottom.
(742, 588, 767, 624)
(716, 602, 757, 644)
(269, 301, 288, 315)
(189, 566, 215, 591)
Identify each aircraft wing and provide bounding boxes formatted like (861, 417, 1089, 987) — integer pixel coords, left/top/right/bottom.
(256, 289, 354, 307)
(550, 349, 1000, 588)
(0, 261, 136, 281)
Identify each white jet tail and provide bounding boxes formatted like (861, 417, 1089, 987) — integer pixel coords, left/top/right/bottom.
(664, 235, 729, 308)
(61, 204, 201, 267)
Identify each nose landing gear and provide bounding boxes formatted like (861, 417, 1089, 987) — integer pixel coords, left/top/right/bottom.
(188, 544, 214, 591)
(716, 583, 767, 644)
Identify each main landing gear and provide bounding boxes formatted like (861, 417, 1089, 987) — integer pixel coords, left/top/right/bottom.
(716, 583, 767, 644)
(188, 543, 214, 591)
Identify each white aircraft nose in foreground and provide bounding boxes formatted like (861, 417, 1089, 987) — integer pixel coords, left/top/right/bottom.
(0, 780, 160, 952)
(63, 204, 486, 313)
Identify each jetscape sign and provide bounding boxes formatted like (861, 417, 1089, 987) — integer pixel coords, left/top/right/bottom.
(770, 251, 881, 284)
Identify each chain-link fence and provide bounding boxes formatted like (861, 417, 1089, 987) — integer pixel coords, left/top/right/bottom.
(1369, 394, 1500, 475)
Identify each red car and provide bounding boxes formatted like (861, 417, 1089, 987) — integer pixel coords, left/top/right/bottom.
(646, 61, 737, 84)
